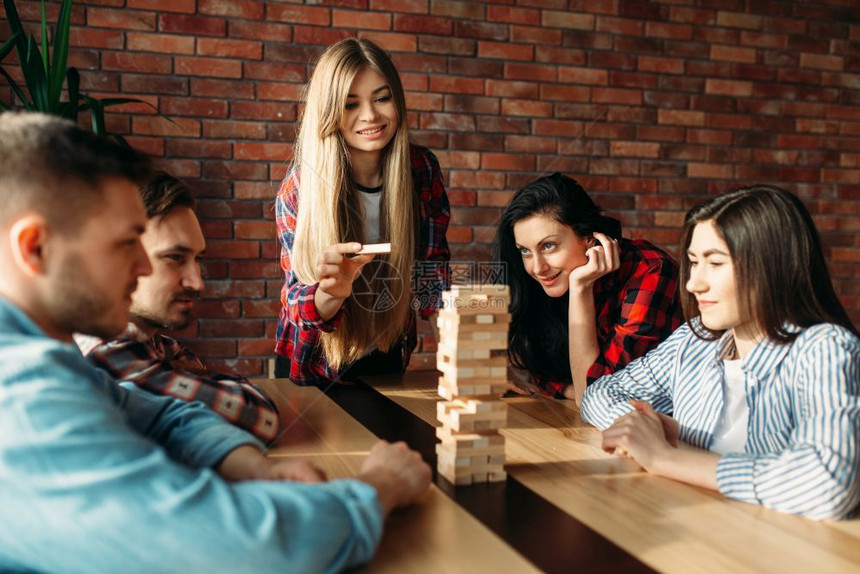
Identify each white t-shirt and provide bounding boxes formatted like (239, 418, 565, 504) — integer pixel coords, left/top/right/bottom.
(710, 358, 749, 454)
(357, 187, 382, 244)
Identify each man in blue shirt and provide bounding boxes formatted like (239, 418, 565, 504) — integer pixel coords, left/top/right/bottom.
(0, 112, 431, 573)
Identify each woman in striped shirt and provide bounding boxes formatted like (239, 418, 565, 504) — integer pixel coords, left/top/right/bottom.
(581, 184, 859, 519)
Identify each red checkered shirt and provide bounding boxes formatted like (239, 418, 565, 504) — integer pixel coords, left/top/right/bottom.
(537, 238, 684, 399)
(77, 323, 280, 443)
(274, 144, 451, 385)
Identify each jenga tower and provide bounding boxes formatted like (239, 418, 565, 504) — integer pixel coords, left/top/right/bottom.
(435, 284, 510, 485)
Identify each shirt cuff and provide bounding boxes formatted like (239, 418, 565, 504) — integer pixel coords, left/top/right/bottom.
(715, 453, 759, 505)
(297, 282, 345, 332)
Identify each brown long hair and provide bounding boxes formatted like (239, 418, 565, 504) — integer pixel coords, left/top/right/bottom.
(679, 184, 857, 341)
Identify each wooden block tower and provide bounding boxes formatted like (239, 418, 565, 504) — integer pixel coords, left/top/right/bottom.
(435, 284, 510, 485)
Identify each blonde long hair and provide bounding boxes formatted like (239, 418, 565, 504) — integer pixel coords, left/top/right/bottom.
(291, 38, 416, 370)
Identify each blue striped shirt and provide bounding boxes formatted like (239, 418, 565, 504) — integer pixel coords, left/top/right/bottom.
(581, 321, 860, 520)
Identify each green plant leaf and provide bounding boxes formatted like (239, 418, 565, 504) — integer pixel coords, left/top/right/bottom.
(82, 95, 105, 135)
(49, 0, 73, 109)
(64, 65, 79, 122)
(3, 0, 27, 57)
(39, 0, 48, 73)
(0, 66, 31, 108)
(22, 36, 49, 111)
(0, 31, 21, 61)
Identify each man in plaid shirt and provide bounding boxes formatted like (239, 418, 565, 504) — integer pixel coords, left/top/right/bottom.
(78, 172, 279, 443)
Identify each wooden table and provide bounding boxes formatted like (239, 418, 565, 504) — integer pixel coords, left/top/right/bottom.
(260, 373, 860, 573)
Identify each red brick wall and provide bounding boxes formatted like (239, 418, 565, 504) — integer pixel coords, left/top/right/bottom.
(2, 0, 859, 375)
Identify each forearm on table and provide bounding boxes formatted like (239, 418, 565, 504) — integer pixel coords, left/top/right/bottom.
(567, 286, 599, 405)
(651, 446, 720, 491)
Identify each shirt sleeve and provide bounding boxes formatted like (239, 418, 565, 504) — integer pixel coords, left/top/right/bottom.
(412, 146, 451, 319)
(0, 343, 383, 574)
(715, 327, 860, 520)
(587, 258, 682, 384)
(580, 324, 690, 429)
(276, 170, 345, 332)
(86, 337, 281, 443)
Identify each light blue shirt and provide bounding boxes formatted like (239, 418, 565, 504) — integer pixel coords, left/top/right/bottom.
(581, 321, 860, 520)
(0, 297, 383, 573)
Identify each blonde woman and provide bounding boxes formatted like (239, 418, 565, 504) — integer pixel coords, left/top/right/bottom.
(274, 38, 450, 385)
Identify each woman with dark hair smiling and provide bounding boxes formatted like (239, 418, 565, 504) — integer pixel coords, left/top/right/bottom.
(494, 173, 683, 404)
(581, 184, 860, 520)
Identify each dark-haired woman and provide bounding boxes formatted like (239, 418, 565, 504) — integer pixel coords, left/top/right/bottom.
(581, 184, 860, 520)
(494, 173, 683, 404)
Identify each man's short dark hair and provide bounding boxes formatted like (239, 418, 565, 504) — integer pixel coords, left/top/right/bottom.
(0, 112, 151, 232)
(138, 171, 196, 220)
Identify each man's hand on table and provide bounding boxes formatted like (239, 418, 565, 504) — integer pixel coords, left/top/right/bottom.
(357, 440, 431, 517)
(217, 445, 326, 483)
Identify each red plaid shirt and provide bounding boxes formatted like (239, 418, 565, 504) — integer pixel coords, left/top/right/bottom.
(274, 144, 451, 385)
(77, 324, 280, 443)
(538, 238, 683, 399)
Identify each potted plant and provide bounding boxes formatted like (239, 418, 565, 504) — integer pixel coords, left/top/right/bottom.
(0, 0, 155, 142)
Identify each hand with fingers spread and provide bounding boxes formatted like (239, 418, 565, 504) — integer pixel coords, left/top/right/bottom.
(568, 232, 621, 292)
(601, 399, 676, 472)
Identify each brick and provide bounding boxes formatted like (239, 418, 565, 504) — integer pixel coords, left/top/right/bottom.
(500, 99, 551, 117)
(133, 116, 201, 137)
(589, 51, 637, 71)
(199, 0, 264, 19)
(268, 4, 330, 26)
(234, 142, 292, 161)
(102, 52, 171, 74)
(592, 87, 642, 105)
(444, 95, 499, 115)
(232, 182, 278, 199)
(257, 82, 304, 102)
(419, 36, 474, 55)
(69, 27, 124, 49)
(231, 261, 283, 279)
(126, 136, 164, 157)
(449, 171, 506, 189)
(420, 112, 476, 131)
(191, 79, 254, 100)
(161, 97, 228, 118)
(293, 26, 352, 46)
(715, 11, 762, 30)
(542, 11, 595, 30)
(596, 16, 643, 35)
(503, 62, 555, 82)
(611, 141, 659, 158)
(87, 8, 156, 30)
(638, 56, 684, 75)
(687, 128, 732, 145)
(243, 300, 283, 318)
(558, 66, 607, 85)
(477, 116, 530, 134)
(431, 0, 484, 20)
(453, 21, 508, 41)
(705, 78, 752, 97)
(446, 189, 476, 206)
(540, 84, 590, 102)
(206, 240, 260, 260)
(371, 0, 428, 14)
(487, 6, 540, 26)
(128, 0, 195, 12)
(175, 57, 242, 79)
(645, 21, 693, 40)
(504, 135, 555, 153)
(392, 53, 447, 73)
(800, 53, 844, 72)
(511, 25, 562, 45)
(669, 6, 714, 25)
(776, 134, 821, 149)
(533, 119, 585, 137)
(200, 317, 265, 338)
(122, 74, 188, 96)
(166, 139, 232, 159)
(428, 76, 483, 95)
(478, 41, 533, 62)
(244, 62, 305, 82)
(740, 31, 787, 49)
(433, 151, 481, 170)
(197, 38, 262, 59)
(535, 46, 585, 65)
(127, 32, 195, 55)
(333, 10, 391, 30)
(359, 32, 417, 52)
(481, 153, 535, 171)
(405, 91, 443, 111)
(229, 21, 293, 43)
(394, 14, 452, 35)
(448, 133, 503, 152)
(202, 160, 268, 180)
(446, 226, 472, 242)
(477, 191, 514, 207)
(186, 339, 237, 356)
(710, 45, 756, 64)
(160, 14, 226, 36)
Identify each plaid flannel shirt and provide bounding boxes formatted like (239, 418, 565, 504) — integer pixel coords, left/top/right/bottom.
(538, 238, 684, 399)
(77, 323, 280, 443)
(274, 144, 451, 386)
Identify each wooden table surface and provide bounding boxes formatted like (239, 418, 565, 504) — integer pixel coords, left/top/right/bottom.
(257, 379, 540, 574)
(259, 373, 860, 573)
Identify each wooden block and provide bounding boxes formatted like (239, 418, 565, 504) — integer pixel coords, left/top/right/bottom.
(435, 427, 505, 448)
(437, 375, 507, 400)
(437, 401, 507, 432)
(437, 351, 506, 371)
(488, 470, 507, 482)
(437, 313, 510, 332)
